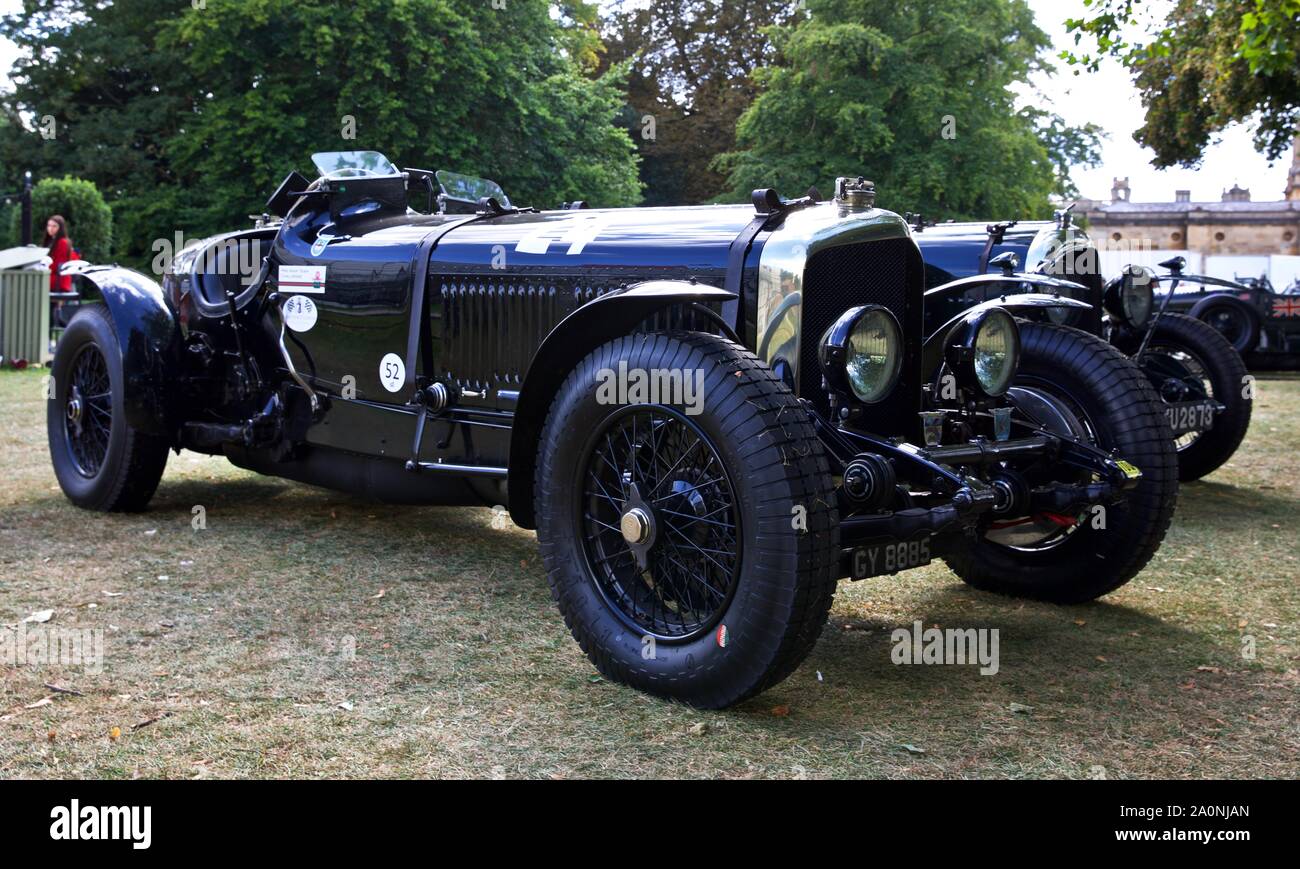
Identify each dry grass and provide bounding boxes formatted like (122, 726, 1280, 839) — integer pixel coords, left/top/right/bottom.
(1, 367, 1297, 779)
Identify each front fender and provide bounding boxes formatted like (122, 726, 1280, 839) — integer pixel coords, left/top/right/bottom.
(71, 266, 179, 437)
(506, 280, 735, 528)
(924, 273, 1088, 303)
(922, 293, 1092, 378)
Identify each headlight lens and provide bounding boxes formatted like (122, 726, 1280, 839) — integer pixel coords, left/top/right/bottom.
(945, 308, 1021, 398)
(973, 312, 1017, 396)
(819, 305, 903, 404)
(1122, 270, 1154, 327)
(1104, 265, 1155, 329)
(845, 308, 902, 403)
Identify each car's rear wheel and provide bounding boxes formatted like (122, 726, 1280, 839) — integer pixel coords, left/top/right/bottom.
(48, 305, 169, 511)
(1112, 313, 1252, 481)
(534, 331, 838, 708)
(1199, 303, 1258, 354)
(944, 323, 1177, 603)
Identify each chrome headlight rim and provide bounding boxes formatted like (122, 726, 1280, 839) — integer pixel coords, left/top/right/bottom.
(945, 308, 1021, 399)
(818, 304, 904, 405)
(1104, 265, 1155, 329)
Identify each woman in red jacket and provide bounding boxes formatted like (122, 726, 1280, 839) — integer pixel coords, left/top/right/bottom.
(45, 214, 75, 293)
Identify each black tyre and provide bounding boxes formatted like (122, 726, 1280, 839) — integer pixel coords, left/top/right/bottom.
(48, 305, 169, 512)
(535, 331, 838, 708)
(1198, 302, 1258, 354)
(1113, 313, 1252, 481)
(944, 323, 1177, 603)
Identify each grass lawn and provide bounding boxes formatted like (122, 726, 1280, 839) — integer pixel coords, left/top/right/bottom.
(1, 366, 1297, 779)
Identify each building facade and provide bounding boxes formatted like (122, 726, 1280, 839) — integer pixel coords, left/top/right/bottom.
(1072, 137, 1300, 256)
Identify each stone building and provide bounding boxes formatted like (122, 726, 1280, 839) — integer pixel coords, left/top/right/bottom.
(1072, 137, 1300, 255)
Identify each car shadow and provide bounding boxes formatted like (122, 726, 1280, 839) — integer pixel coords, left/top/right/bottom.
(1175, 478, 1294, 519)
(735, 574, 1230, 729)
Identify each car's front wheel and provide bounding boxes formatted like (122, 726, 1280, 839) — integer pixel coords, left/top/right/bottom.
(944, 323, 1178, 603)
(1112, 313, 1252, 481)
(534, 331, 838, 708)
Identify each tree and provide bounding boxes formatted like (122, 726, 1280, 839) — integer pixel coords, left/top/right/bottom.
(8, 176, 113, 261)
(1063, 0, 1300, 166)
(162, 0, 640, 226)
(601, 0, 797, 205)
(0, 1, 197, 260)
(0, 0, 640, 261)
(718, 0, 1099, 219)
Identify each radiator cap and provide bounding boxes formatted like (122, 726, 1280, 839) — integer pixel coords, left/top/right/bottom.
(834, 176, 876, 210)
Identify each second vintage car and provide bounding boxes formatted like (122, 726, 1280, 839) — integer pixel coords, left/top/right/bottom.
(49, 154, 1176, 708)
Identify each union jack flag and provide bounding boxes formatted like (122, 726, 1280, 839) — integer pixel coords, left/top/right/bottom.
(1272, 298, 1300, 318)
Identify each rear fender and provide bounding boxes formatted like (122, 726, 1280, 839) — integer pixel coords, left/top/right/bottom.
(71, 266, 179, 437)
(506, 280, 735, 528)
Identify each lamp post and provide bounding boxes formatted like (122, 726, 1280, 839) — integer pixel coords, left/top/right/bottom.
(21, 171, 33, 246)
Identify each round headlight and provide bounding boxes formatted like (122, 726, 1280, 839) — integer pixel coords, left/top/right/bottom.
(819, 305, 903, 404)
(946, 308, 1021, 398)
(1104, 265, 1155, 329)
(974, 311, 1018, 396)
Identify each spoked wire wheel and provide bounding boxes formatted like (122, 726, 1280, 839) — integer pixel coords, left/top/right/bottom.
(577, 406, 741, 642)
(1144, 342, 1211, 451)
(985, 377, 1098, 551)
(1204, 306, 1251, 350)
(63, 341, 114, 477)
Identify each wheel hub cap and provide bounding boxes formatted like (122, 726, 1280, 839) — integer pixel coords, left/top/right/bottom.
(620, 507, 652, 545)
(66, 386, 83, 435)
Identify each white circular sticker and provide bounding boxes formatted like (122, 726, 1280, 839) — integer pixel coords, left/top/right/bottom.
(378, 353, 405, 393)
(281, 295, 318, 332)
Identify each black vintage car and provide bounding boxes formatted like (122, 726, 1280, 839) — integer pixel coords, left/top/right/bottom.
(48, 154, 1175, 708)
(1155, 270, 1300, 364)
(911, 215, 1253, 482)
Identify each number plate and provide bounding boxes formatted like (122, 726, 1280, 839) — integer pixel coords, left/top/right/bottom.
(850, 535, 932, 579)
(1165, 400, 1217, 436)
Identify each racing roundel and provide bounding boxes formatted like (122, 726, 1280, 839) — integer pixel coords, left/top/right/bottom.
(378, 353, 405, 393)
(281, 295, 318, 332)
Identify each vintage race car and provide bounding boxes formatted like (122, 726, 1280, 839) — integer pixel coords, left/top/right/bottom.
(1155, 270, 1300, 365)
(49, 154, 1176, 708)
(910, 213, 1253, 482)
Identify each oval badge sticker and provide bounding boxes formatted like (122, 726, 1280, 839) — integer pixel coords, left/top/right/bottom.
(378, 353, 405, 393)
(281, 295, 318, 332)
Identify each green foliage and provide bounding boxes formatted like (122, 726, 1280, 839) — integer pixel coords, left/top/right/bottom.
(0, 0, 639, 260)
(8, 176, 113, 262)
(0, 1, 197, 262)
(1063, 0, 1300, 166)
(602, 0, 797, 205)
(718, 0, 1095, 219)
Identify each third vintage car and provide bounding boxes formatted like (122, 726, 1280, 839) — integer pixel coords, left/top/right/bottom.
(49, 154, 1176, 708)
(910, 213, 1253, 481)
(1158, 269, 1300, 364)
